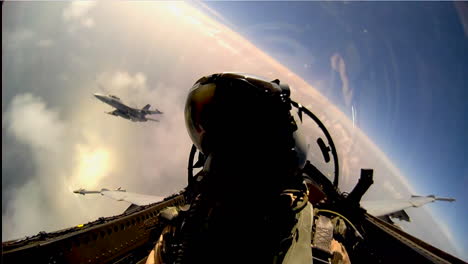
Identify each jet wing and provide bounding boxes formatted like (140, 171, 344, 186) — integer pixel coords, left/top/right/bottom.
(74, 188, 164, 206)
(361, 195, 455, 222)
(101, 190, 164, 206)
(141, 104, 163, 114)
(145, 117, 160, 122)
(126, 107, 141, 116)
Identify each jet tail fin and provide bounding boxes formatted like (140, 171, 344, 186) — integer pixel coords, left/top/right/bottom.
(142, 104, 163, 115)
(142, 104, 151, 111)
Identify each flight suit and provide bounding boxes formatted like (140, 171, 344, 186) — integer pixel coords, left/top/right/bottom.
(146, 187, 314, 264)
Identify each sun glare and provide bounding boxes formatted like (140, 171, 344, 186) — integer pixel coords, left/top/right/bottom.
(168, 3, 183, 16)
(75, 145, 111, 189)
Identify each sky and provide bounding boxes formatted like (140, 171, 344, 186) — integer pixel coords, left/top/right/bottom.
(199, 1, 468, 258)
(2, 1, 467, 261)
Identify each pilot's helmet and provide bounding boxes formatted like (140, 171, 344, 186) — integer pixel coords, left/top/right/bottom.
(184, 73, 308, 170)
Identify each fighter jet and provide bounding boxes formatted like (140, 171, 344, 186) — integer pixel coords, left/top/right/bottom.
(94, 93, 163, 122)
(3, 75, 464, 264)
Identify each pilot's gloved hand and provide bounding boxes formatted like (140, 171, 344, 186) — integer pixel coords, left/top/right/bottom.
(145, 224, 174, 264)
(145, 206, 181, 264)
(145, 249, 156, 264)
(330, 239, 351, 264)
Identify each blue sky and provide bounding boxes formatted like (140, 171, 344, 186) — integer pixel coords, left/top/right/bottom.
(200, 1, 467, 258)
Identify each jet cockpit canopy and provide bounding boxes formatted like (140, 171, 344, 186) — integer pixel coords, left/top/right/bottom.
(109, 95, 120, 100)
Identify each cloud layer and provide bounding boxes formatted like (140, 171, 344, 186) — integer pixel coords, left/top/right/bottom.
(2, 1, 461, 258)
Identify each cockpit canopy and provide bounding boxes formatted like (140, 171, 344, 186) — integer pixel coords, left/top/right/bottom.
(109, 95, 120, 100)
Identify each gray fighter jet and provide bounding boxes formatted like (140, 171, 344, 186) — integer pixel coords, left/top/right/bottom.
(94, 93, 163, 122)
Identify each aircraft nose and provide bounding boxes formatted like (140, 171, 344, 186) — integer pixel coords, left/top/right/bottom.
(94, 93, 105, 101)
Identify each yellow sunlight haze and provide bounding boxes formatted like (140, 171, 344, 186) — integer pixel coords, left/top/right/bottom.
(75, 145, 111, 189)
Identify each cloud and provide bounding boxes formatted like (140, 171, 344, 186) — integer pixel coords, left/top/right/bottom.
(62, 1, 96, 30)
(81, 18, 95, 28)
(2, 2, 462, 259)
(2, 93, 125, 240)
(2, 68, 187, 240)
(331, 53, 353, 107)
(3, 94, 70, 238)
(108, 71, 146, 91)
(382, 180, 404, 199)
(5, 94, 65, 152)
(62, 1, 96, 21)
(3, 28, 35, 50)
(37, 39, 54, 48)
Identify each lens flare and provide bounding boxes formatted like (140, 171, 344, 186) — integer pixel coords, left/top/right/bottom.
(74, 145, 111, 189)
